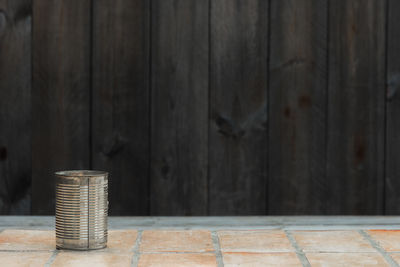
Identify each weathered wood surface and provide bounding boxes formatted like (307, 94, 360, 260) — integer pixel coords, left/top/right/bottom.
(0, 0, 31, 214)
(92, 0, 150, 215)
(209, 0, 268, 215)
(385, 0, 400, 215)
(0, 0, 397, 215)
(150, 0, 208, 215)
(268, 0, 328, 214)
(32, 0, 91, 214)
(326, 0, 386, 214)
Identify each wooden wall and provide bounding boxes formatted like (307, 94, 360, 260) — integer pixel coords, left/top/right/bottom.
(0, 0, 398, 215)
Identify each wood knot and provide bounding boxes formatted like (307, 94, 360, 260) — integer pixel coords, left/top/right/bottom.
(351, 23, 358, 34)
(353, 135, 366, 168)
(0, 146, 7, 161)
(161, 158, 170, 179)
(284, 106, 291, 118)
(13, 5, 31, 23)
(298, 95, 311, 108)
(102, 134, 125, 158)
(355, 145, 365, 162)
(0, 11, 7, 37)
(215, 114, 244, 140)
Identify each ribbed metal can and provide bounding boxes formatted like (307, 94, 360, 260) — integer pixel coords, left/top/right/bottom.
(55, 170, 108, 250)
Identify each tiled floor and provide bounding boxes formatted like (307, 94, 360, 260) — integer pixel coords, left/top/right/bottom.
(0, 228, 400, 266)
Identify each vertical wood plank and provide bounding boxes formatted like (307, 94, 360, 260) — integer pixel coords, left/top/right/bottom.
(0, 0, 31, 214)
(327, 0, 385, 214)
(385, 0, 400, 214)
(268, 0, 328, 214)
(92, 0, 150, 215)
(209, 0, 268, 214)
(32, 1, 91, 214)
(151, 0, 208, 215)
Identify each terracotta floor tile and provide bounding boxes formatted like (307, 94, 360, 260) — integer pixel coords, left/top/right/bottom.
(222, 252, 301, 267)
(0, 230, 54, 250)
(0, 251, 52, 267)
(138, 253, 217, 267)
(306, 253, 389, 267)
(218, 230, 293, 252)
(52, 251, 133, 267)
(140, 230, 213, 253)
(292, 231, 375, 252)
(107, 230, 138, 252)
(367, 230, 400, 252)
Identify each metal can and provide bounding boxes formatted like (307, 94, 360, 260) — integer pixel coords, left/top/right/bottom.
(55, 170, 108, 250)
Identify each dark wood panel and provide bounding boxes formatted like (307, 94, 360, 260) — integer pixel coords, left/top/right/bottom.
(0, 0, 393, 215)
(92, 0, 150, 215)
(268, 0, 328, 214)
(327, 0, 385, 214)
(209, 0, 268, 215)
(150, 0, 208, 215)
(32, 1, 91, 214)
(0, 0, 31, 214)
(385, 0, 400, 214)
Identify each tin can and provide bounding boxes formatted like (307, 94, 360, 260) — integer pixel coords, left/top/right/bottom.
(55, 170, 108, 250)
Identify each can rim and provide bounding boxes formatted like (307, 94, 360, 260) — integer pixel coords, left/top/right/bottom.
(55, 170, 108, 177)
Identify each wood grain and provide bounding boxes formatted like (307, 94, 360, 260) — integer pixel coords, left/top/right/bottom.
(32, 0, 91, 214)
(268, 0, 328, 214)
(209, 0, 268, 215)
(150, 0, 209, 215)
(0, 0, 31, 214)
(0, 0, 395, 215)
(385, 0, 400, 214)
(327, 0, 386, 214)
(92, 0, 150, 215)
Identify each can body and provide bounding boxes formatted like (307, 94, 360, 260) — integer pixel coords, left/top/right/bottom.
(55, 170, 108, 250)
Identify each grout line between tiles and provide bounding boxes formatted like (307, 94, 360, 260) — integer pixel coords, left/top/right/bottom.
(0, 249, 54, 253)
(211, 231, 224, 267)
(140, 251, 216, 255)
(285, 230, 311, 267)
(131, 230, 143, 267)
(359, 230, 399, 267)
(293, 251, 391, 254)
(44, 249, 59, 267)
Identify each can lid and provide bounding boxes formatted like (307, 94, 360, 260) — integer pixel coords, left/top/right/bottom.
(55, 170, 108, 177)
